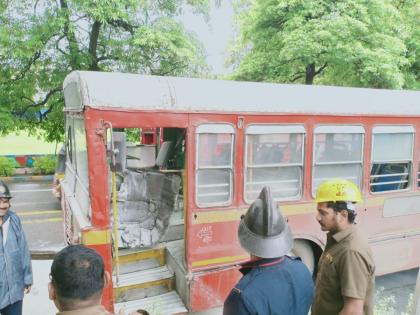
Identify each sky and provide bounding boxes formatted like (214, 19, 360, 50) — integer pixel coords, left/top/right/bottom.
(180, 1, 235, 75)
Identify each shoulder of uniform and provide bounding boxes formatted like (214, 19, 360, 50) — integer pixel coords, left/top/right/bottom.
(232, 287, 241, 294)
(286, 255, 302, 262)
(234, 270, 259, 293)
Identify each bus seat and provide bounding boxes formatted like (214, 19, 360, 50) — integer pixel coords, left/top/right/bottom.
(155, 141, 174, 168)
(371, 164, 408, 192)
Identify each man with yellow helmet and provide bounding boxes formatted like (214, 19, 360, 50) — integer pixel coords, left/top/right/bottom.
(311, 179, 375, 315)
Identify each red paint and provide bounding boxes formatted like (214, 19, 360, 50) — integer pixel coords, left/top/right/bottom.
(190, 266, 242, 312)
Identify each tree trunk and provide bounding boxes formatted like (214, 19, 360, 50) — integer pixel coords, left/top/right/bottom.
(88, 21, 101, 71)
(306, 63, 315, 85)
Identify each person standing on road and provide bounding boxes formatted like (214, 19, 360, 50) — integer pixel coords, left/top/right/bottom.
(0, 180, 33, 315)
(311, 179, 375, 315)
(223, 186, 314, 315)
(49, 245, 115, 315)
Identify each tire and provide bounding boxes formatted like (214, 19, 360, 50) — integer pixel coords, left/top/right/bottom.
(290, 239, 315, 274)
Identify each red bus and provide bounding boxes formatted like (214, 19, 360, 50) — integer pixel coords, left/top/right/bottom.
(61, 71, 420, 314)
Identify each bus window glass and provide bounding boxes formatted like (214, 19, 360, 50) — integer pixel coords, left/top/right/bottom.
(245, 125, 305, 202)
(313, 126, 364, 196)
(196, 125, 234, 206)
(74, 118, 90, 217)
(370, 127, 413, 193)
(64, 117, 77, 195)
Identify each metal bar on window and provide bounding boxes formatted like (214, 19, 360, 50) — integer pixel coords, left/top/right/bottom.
(198, 183, 230, 188)
(371, 172, 409, 179)
(197, 192, 230, 197)
(248, 163, 302, 168)
(371, 159, 411, 164)
(247, 187, 298, 194)
(313, 176, 359, 183)
(370, 180, 409, 186)
(315, 161, 362, 166)
(198, 165, 232, 170)
(246, 179, 299, 185)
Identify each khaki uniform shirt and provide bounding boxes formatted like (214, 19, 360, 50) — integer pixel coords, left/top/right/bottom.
(311, 225, 375, 315)
(57, 305, 113, 315)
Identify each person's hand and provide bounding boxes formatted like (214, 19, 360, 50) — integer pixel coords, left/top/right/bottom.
(24, 285, 31, 294)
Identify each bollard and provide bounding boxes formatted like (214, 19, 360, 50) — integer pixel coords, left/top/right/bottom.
(414, 268, 420, 315)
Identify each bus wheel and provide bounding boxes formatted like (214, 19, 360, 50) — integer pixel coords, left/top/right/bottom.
(290, 239, 315, 274)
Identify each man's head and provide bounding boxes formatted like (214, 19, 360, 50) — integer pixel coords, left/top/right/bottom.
(315, 179, 362, 233)
(0, 180, 12, 218)
(49, 245, 110, 311)
(238, 186, 293, 258)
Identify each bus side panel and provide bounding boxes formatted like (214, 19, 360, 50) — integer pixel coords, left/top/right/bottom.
(371, 236, 420, 275)
(188, 220, 249, 271)
(359, 198, 420, 275)
(190, 266, 242, 312)
(84, 109, 115, 311)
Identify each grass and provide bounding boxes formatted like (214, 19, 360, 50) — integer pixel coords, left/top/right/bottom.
(0, 132, 62, 155)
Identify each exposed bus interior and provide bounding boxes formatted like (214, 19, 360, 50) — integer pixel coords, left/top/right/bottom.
(107, 127, 190, 312)
(108, 127, 186, 250)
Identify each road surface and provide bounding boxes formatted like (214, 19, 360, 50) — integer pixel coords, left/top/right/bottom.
(9, 181, 64, 252)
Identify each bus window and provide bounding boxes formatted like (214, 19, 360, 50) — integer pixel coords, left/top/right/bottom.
(370, 125, 414, 193)
(244, 125, 305, 202)
(74, 118, 90, 218)
(313, 125, 364, 196)
(196, 124, 234, 206)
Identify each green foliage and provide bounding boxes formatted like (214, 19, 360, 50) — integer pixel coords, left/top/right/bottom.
(230, 0, 419, 89)
(0, 0, 211, 142)
(374, 287, 413, 315)
(125, 128, 141, 144)
(33, 155, 57, 175)
(0, 157, 15, 176)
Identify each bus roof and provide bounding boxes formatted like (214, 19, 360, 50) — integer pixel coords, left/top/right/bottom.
(63, 71, 420, 116)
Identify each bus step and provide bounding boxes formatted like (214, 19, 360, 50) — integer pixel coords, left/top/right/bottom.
(114, 246, 166, 275)
(114, 291, 188, 315)
(113, 266, 174, 303)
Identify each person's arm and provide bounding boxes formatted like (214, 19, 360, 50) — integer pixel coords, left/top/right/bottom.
(338, 250, 373, 315)
(338, 297, 364, 315)
(16, 215, 33, 287)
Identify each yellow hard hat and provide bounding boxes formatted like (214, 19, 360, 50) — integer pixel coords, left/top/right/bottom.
(315, 179, 362, 203)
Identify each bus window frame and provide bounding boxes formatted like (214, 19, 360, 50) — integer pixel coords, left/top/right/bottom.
(312, 124, 365, 197)
(243, 124, 306, 204)
(73, 117, 91, 219)
(370, 125, 415, 194)
(195, 123, 235, 208)
(64, 116, 77, 196)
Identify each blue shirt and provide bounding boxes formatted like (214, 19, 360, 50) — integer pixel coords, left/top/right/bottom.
(223, 256, 314, 315)
(0, 210, 33, 309)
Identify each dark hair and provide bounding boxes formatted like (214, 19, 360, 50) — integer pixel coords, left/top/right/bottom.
(136, 310, 150, 315)
(51, 245, 105, 303)
(326, 201, 357, 224)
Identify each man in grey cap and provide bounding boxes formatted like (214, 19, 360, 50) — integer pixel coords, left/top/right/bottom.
(223, 186, 314, 315)
(0, 180, 32, 315)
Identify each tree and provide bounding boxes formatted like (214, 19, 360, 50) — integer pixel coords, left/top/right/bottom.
(0, 0, 211, 142)
(229, 0, 418, 89)
(398, 0, 420, 89)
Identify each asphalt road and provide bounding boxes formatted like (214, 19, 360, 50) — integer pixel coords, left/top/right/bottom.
(8, 181, 65, 252)
(7, 180, 419, 314)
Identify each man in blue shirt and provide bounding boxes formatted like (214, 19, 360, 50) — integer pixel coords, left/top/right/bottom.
(223, 186, 314, 315)
(0, 180, 32, 315)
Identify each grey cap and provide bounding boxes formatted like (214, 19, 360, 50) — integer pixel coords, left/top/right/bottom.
(0, 180, 12, 199)
(238, 186, 293, 258)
